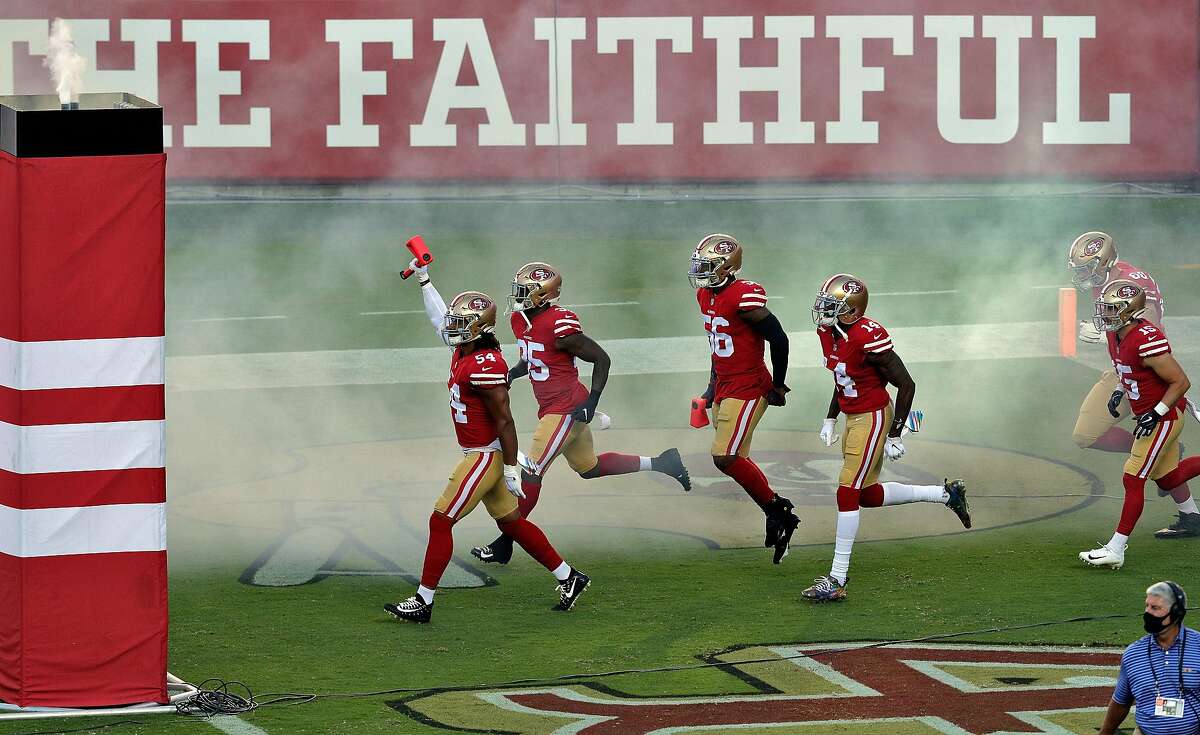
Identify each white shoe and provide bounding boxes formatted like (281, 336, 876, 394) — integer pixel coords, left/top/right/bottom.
(1079, 544, 1125, 569)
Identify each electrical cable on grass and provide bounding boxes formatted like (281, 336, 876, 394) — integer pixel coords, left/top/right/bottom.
(175, 679, 257, 716)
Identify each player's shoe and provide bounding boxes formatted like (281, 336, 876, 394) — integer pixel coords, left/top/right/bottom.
(652, 448, 692, 492)
(1079, 544, 1125, 569)
(944, 479, 971, 529)
(553, 568, 591, 611)
(1155, 512, 1200, 539)
(471, 535, 513, 565)
(801, 575, 848, 602)
(765, 495, 801, 563)
(384, 596, 433, 623)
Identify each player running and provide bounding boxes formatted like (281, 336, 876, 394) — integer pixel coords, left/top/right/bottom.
(689, 234, 800, 564)
(383, 258, 589, 623)
(471, 262, 691, 564)
(1079, 281, 1200, 569)
(1067, 231, 1200, 539)
(801, 274, 970, 602)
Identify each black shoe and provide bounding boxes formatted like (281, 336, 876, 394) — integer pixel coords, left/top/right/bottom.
(652, 448, 692, 492)
(471, 535, 513, 564)
(1155, 511, 1200, 539)
(765, 495, 801, 564)
(553, 568, 591, 611)
(944, 479, 971, 529)
(384, 596, 432, 623)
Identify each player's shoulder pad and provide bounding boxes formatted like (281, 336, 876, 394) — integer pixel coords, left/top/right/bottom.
(1135, 323, 1170, 357)
(858, 320, 893, 353)
(735, 280, 768, 311)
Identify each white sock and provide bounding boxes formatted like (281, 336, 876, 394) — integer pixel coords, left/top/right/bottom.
(1177, 496, 1199, 515)
(882, 482, 947, 505)
(552, 562, 572, 581)
(1106, 532, 1129, 552)
(417, 585, 435, 604)
(830, 510, 860, 584)
(639, 456, 652, 471)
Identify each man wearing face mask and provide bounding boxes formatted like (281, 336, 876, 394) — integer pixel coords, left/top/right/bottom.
(1100, 581, 1199, 735)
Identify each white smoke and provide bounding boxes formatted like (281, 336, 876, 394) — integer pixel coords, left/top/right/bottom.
(45, 18, 87, 105)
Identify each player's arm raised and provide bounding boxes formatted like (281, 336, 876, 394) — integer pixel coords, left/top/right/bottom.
(1136, 352, 1191, 438)
(406, 258, 450, 347)
(477, 383, 524, 496)
(740, 306, 790, 406)
(557, 332, 611, 423)
(866, 350, 916, 438)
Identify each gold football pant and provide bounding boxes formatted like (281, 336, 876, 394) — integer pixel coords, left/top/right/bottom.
(710, 397, 768, 458)
(1073, 369, 1131, 448)
(1125, 416, 1183, 480)
(840, 404, 893, 490)
(528, 413, 598, 475)
(434, 451, 518, 521)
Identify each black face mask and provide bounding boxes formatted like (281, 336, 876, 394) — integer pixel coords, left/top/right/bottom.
(1144, 611, 1172, 634)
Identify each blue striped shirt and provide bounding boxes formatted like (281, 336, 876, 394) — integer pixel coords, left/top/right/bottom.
(1114, 626, 1200, 735)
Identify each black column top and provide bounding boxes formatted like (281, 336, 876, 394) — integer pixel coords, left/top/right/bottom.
(1, 93, 163, 158)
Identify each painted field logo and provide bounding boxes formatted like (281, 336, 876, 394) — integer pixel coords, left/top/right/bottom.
(395, 642, 1122, 734)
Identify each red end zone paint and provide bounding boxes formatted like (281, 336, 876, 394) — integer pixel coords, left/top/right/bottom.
(396, 642, 1124, 733)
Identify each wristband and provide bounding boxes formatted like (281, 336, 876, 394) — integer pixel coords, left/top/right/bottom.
(419, 275, 431, 286)
(1154, 402, 1169, 416)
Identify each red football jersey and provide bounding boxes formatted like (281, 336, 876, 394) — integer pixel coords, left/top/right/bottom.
(511, 306, 589, 418)
(1094, 261, 1164, 319)
(447, 346, 509, 450)
(697, 279, 773, 402)
(818, 317, 894, 414)
(1107, 321, 1184, 419)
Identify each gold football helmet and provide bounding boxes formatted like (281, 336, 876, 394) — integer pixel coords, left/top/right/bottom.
(688, 234, 743, 288)
(443, 291, 498, 346)
(509, 262, 563, 313)
(1093, 279, 1146, 333)
(1068, 231, 1118, 291)
(812, 274, 869, 327)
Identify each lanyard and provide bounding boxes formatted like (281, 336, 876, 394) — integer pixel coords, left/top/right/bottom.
(1147, 628, 1187, 698)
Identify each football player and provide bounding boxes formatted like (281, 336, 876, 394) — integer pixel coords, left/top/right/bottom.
(470, 262, 692, 565)
(801, 274, 970, 602)
(1079, 281, 1200, 568)
(1067, 231, 1199, 539)
(383, 259, 589, 623)
(689, 234, 800, 564)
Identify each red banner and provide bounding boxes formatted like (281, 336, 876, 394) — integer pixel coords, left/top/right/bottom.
(3, 1, 1196, 180)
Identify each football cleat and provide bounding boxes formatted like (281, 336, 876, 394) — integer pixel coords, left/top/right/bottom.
(801, 575, 848, 602)
(1155, 512, 1200, 539)
(765, 495, 801, 563)
(553, 568, 591, 611)
(944, 479, 971, 529)
(471, 535, 513, 565)
(1079, 544, 1125, 569)
(384, 596, 433, 624)
(652, 448, 692, 492)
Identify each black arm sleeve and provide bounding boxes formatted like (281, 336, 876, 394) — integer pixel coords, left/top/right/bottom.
(749, 313, 789, 388)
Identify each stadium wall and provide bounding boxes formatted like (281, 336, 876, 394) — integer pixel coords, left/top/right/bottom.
(1, 1, 1197, 182)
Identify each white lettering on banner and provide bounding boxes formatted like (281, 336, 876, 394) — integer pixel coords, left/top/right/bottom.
(1042, 16, 1130, 144)
(0, 19, 49, 96)
(182, 19, 272, 147)
(68, 19, 173, 146)
(826, 15, 914, 144)
(534, 17, 586, 146)
(597, 17, 691, 146)
(0, 420, 166, 474)
(0, 503, 166, 558)
(410, 18, 525, 147)
(0, 336, 165, 391)
(325, 19, 413, 148)
(703, 16, 814, 145)
(925, 16, 1032, 144)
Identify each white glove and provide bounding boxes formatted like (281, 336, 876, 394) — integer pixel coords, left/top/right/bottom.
(1187, 397, 1200, 424)
(503, 464, 525, 498)
(884, 436, 905, 461)
(593, 412, 611, 430)
(1078, 320, 1102, 344)
(408, 257, 430, 285)
(819, 418, 838, 447)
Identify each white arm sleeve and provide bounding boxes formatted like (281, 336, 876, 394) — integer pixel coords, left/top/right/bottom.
(421, 282, 450, 346)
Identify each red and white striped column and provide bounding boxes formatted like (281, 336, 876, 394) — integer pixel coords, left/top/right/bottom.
(0, 152, 168, 707)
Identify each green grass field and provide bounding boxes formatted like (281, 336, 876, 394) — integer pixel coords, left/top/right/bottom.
(4, 192, 1200, 734)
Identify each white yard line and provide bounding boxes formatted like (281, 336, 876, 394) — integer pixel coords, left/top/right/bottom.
(190, 315, 288, 323)
(873, 289, 959, 297)
(565, 301, 640, 308)
(1030, 284, 1069, 290)
(359, 309, 426, 316)
(207, 715, 268, 735)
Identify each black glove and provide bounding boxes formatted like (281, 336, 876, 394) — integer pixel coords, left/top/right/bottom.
(766, 384, 790, 407)
(1107, 389, 1124, 419)
(1134, 410, 1161, 439)
(571, 391, 601, 423)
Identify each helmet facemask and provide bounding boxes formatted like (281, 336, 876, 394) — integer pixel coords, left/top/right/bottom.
(1092, 299, 1139, 333)
(688, 255, 732, 288)
(443, 312, 484, 345)
(508, 281, 535, 314)
(1070, 259, 1106, 291)
(812, 293, 852, 327)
